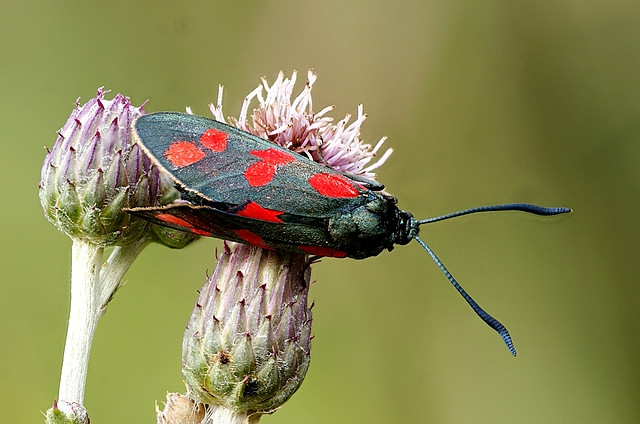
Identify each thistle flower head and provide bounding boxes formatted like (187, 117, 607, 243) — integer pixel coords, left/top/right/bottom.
(206, 70, 392, 179)
(39, 88, 179, 246)
(182, 243, 312, 414)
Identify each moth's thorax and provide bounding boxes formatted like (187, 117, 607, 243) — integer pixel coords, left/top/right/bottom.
(327, 192, 402, 259)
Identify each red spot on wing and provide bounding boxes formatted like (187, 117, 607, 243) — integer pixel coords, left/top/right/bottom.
(308, 173, 360, 198)
(236, 201, 284, 223)
(155, 213, 211, 236)
(235, 229, 273, 250)
(164, 141, 205, 168)
(200, 128, 228, 152)
(298, 245, 348, 258)
(244, 148, 296, 187)
(250, 148, 295, 165)
(244, 161, 276, 187)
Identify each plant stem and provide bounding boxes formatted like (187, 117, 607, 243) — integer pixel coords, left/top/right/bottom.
(98, 237, 151, 312)
(204, 405, 261, 424)
(58, 239, 104, 404)
(58, 236, 151, 404)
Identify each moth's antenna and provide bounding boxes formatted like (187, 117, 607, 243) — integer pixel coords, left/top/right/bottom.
(416, 203, 572, 225)
(414, 235, 516, 355)
(413, 203, 571, 355)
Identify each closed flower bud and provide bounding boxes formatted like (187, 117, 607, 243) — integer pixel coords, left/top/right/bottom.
(39, 87, 175, 246)
(182, 243, 312, 415)
(44, 400, 89, 424)
(151, 223, 198, 249)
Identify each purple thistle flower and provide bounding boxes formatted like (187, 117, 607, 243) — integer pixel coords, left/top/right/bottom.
(41, 89, 195, 415)
(182, 244, 312, 414)
(206, 70, 392, 178)
(39, 87, 180, 246)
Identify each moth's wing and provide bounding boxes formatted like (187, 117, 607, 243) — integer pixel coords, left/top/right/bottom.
(128, 203, 349, 257)
(134, 112, 376, 218)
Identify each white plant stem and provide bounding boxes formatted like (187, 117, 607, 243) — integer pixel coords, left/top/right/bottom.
(98, 237, 151, 312)
(58, 239, 103, 404)
(204, 405, 261, 424)
(58, 237, 151, 404)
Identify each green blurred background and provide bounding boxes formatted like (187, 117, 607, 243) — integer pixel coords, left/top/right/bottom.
(2, 1, 638, 423)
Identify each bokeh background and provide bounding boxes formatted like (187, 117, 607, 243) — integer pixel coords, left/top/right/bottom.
(2, 1, 638, 423)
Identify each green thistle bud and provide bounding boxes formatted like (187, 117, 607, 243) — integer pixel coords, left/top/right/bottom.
(39, 87, 175, 246)
(44, 400, 89, 424)
(151, 222, 198, 249)
(182, 243, 312, 415)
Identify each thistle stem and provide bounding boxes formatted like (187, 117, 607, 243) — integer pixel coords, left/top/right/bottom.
(204, 405, 261, 424)
(98, 237, 151, 312)
(58, 236, 151, 404)
(58, 239, 104, 404)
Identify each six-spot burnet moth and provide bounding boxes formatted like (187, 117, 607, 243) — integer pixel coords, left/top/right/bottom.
(127, 112, 571, 355)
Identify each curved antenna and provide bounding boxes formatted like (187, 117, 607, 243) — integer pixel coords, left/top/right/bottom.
(413, 203, 571, 355)
(413, 235, 516, 355)
(416, 203, 572, 225)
